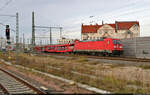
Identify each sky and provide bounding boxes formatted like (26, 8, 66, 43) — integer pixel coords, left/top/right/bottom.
(0, 0, 150, 44)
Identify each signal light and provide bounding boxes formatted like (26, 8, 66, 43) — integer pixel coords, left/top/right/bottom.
(6, 25, 10, 40)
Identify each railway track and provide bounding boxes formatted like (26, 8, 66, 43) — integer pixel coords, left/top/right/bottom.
(34, 52, 150, 63)
(0, 68, 46, 94)
(86, 55, 150, 63)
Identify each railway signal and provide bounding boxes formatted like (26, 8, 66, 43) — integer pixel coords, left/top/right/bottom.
(6, 25, 10, 40)
(6, 25, 11, 44)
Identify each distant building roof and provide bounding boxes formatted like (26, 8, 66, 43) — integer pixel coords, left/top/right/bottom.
(81, 24, 102, 33)
(82, 21, 139, 33)
(116, 21, 139, 30)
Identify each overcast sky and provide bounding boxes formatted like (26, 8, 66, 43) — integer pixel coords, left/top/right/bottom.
(0, 0, 150, 44)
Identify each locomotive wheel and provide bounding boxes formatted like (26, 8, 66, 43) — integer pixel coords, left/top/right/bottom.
(103, 52, 109, 56)
(103, 53, 106, 56)
(108, 53, 112, 57)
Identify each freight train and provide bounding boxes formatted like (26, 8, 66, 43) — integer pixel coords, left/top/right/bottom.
(34, 38, 123, 56)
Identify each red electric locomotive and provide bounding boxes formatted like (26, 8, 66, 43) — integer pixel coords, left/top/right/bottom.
(34, 38, 123, 56)
(73, 38, 123, 56)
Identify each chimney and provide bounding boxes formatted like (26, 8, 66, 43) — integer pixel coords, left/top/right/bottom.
(81, 23, 84, 26)
(81, 23, 83, 33)
(102, 20, 104, 25)
(115, 21, 118, 33)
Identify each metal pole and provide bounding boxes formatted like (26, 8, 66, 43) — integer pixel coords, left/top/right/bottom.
(50, 28, 52, 44)
(60, 27, 62, 38)
(0, 38, 2, 50)
(16, 12, 19, 63)
(32, 12, 35, 51)
(135, 37, 137, 57)
(40, 40, 42, 46)
(23, 33, 25, 52)
(27, 38, 29, 44)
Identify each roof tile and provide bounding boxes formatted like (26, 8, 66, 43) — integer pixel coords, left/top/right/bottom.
(82, 21, 139, 33)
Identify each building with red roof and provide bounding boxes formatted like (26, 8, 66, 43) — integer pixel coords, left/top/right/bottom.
(81, 21, 140, 40)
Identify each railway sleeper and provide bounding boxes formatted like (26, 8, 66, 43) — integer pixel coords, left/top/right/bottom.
(7, 89, 34, 92)
(8, 91, 35, 94)
(2, 84, 25, 87)
(6, 89, 34, 93)
(4, 86, 30, 90)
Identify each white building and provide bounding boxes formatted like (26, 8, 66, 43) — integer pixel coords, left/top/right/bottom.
(0, 37, 7, 50)
(81, 21, 140, 40)
(57, 37, 75, 44)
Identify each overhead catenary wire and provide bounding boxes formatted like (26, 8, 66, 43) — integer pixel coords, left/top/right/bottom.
(81, 0, 149, 25)
(0, 0, 13, 11)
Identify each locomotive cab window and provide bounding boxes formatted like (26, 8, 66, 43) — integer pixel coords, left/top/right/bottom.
(113, 40, 121, 44)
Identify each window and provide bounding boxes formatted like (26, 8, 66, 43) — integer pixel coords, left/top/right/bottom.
(127, 31, 131, 34)
(99, 31, 102, 34)
(133, 24, 137, 27)
(135, 27, 138, 31)
(113, 40, 121, 44)
(110, 31, 113, 34)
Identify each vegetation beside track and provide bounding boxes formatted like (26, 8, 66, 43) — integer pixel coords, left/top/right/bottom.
(0, 52, 150, 93)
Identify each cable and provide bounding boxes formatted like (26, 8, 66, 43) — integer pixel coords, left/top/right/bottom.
(0, 0, 13, 11)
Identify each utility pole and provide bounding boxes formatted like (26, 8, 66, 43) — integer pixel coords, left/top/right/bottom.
(40, 40, 42, 46)
(60, 27, 62, 38)
(16, 13, 19, 52)
(20, 37, 22, 44)
(16, 12, 19, 64)
(27, 38, 29, 44)
(50, 28, 52, 44)
(23, 33, 25, 52)
(32, 12, 35, 51)
(135, 37, 137, 57)
(20, 37, 22, 51)
(27, 38, 29, 50)
(0, 37, 2, 50)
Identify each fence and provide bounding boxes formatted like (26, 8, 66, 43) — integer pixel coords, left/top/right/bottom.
(121, 37, 150, 59)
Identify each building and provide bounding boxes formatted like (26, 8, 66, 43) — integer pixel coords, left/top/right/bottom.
(57, 37, 75, 44)
(0, 37, 7, 50)
(81, 21, 140, 40)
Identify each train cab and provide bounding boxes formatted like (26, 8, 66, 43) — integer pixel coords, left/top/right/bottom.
(104, 38, 123, 55)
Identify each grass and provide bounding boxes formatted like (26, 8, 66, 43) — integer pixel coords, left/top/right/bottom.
(77, 56, 88, 62)
(109, 63, 126, 68)
(0, 52, 150, 93)
(138, 65, 150, 69)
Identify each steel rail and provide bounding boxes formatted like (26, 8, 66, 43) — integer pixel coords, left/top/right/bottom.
(36, 52, 150, 63)
(0, 83, 8, 94)
(0, 68, 46, 94)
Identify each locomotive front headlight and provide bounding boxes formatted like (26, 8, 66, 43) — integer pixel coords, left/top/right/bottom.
(114, 46, 116, 48)
(120, 46, 123, 48)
